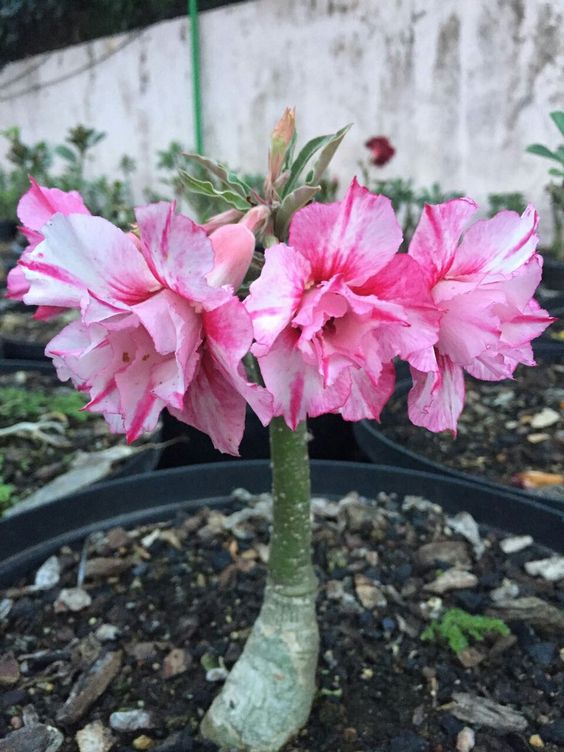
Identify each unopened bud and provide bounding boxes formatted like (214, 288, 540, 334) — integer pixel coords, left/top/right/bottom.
(202, 208, 244, 234)
(240, 205, 271, 237)
(268, 107, 296, 186)
(206, 224, 255, 289)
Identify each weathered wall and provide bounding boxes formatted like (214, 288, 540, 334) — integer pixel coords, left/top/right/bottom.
(1, 0, 562, 239)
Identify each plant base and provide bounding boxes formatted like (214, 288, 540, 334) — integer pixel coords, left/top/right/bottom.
(201, 583, 319, 752)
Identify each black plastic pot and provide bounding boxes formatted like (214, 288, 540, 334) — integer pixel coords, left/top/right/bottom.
(542, 253, 564, 292)
(0, 359, 161, 504)
(354, 343, 564, 511)
(0, 460, 562, 587)
(158, 411, 362, 468)
(1, 335, 47, 361)
(0, 220, 17, 242)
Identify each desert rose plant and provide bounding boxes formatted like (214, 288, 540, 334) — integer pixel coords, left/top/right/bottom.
(7, 110, 553, 751)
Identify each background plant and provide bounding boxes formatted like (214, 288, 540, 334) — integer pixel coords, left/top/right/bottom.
(527, 110, 564, 258)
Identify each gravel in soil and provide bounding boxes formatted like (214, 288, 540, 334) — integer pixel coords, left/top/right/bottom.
(0, 369, 152, 513)
(1, 489, 562, 751)
(379, 360, 564, 497)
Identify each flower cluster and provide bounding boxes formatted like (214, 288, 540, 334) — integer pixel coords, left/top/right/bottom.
(8, 176, 552, 452)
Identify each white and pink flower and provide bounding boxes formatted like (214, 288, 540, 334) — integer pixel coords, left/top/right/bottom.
(245, 178, 440, 429)
(17, 199, 271, 453)
(406, 198, 553, 432)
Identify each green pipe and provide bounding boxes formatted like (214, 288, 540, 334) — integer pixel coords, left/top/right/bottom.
(188, 0, 204, 155)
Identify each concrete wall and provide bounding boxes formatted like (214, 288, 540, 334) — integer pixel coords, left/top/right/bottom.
(1, 0, 563, 240)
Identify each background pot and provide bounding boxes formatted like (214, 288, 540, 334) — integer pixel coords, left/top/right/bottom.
(355, 344, 563, 511)
(0, 461, 562, 586)
(542, 253, 564, 292)
(158, 411, 362, 468)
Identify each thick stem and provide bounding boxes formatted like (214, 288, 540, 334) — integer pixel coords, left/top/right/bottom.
(201, 419, 318, 751)
(268, 417, 316, 593)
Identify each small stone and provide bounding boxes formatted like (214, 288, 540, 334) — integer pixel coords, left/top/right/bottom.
(0, 724, 63, 752)
(525, 556, 564, 582)
(57, 651, 122, 725)
(490, 579, 520, 602)
(448, 692, 527, 732)
(0, 654, 20, 686)
(488, 634, 517, 657)
(457, 647, 485, 669)
(499, 535, 533, 554)
(539, 719, 564, 744)
(95, 624, 120, 642)
(152, 730, 193, 752)
(33, 556, 61, 591)
(415, 541, 471, 570)
(446, 512, 484, 558)
(526, 642, 556, 668)
(456, 727, 475, 752)
(530, 407, 560, 429)
(206, 667, 228, 682)
(0, 598, 13, 621)
(529, 735, 544, 749)
(85, 558, 131, 579)
(54, 588, 92, 613)
(424, 569, 478, 594)
(354, 574, 387, 609)
(105, 527, 130, 550)
(487, 597, 564, 635)
(109, 710, 155, 732)
(75, 720, 115, 752)
(133, 736, 154, 750)
(162, 648, 191, 679)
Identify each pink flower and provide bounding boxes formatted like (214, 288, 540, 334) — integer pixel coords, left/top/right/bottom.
(19, 201, 271, 453)
(406, 199, 553, 433)
(245, 179, 440, 429)
(365, 136, 395, 167)
(7, 178, 91, 319)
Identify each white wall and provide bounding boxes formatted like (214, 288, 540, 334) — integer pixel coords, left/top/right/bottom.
(1, 0, 563, 240)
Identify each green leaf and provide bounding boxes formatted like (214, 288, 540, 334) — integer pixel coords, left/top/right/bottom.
(526, 144, 560, 162)
(281, 130, 298, 172)
(179, 171, 251, 212)
(548, 167, 564, 177)
(550, 111, 564, 137)
(55, 145, 77, 163)
(182, 154, 252, 198)
(282, 125, 349, 198)
(274, 184, 320, 240)
(307, 124, 352, 187)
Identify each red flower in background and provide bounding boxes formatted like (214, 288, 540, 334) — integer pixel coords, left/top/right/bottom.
(365, 136, 395, 167)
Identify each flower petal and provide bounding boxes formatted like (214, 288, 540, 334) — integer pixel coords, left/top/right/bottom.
(289, 178, 402, 286)
(21, 214, 159, 312)
(339, 361, 395, 421)
(408, 198, 477, 286)
(408, 354, 465, 433)
(135, 202, 227, 307)
(452, 205, 539, 279)
(18, 178, 90, 230)
(206, 224, 255, 289)
(246, 242, 312, 355)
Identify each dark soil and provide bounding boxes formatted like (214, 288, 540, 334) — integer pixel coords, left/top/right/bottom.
(0, 489, 562, 751)
(0, 368, 152, 514)
(378, 360, 564, 496)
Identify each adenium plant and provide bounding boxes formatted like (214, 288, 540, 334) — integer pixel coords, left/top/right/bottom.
(7, 109, 553, 751)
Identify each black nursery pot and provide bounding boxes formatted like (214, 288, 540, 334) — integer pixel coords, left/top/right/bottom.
(0, 461, 562, 586)
(354, 343, 564, 511)
(158, 411, 362, 468)
(542, 253, 564, 292)
(1, 334, 47, 361)
(0, 220, 17, 242)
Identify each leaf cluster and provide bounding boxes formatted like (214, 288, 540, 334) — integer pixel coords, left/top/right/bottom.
(0, 386, 91, 423)
(421, 607, 510, 654)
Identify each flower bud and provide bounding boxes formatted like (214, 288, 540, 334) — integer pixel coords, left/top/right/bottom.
(268, 107, 296, 186)
(206, 224, 255, 289)
(240, 205, 271, 237)
(202, 208, 244, 234)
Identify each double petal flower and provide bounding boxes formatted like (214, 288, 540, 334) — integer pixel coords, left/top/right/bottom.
(246, 179, 440, 429)
(16, 195, 271, 453)
(407, 199, 553, 432)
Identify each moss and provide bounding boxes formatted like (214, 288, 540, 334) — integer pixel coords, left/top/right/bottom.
(0, 386, 91, 423)
(0, 456, 15, 514)
(421, 607, 510, 654)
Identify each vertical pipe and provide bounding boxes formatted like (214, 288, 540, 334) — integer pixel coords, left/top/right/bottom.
(189, 0, 204, 155)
